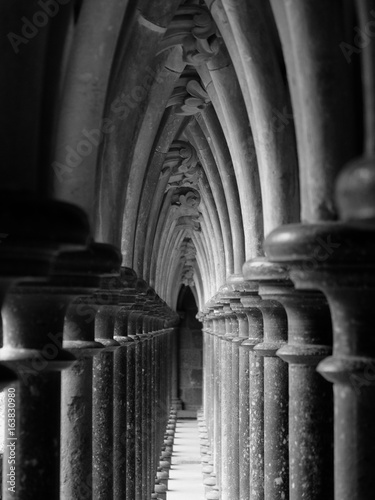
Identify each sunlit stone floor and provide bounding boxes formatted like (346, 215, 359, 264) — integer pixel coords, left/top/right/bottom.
(167, 419, 206, 500)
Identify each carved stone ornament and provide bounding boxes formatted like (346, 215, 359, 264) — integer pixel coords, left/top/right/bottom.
(180, 237, 197, 287)
(170, 189, 202, 232)
(168, 78, 210, 116)
(160, 141, 202, 189)
(158, 4, 220, 64)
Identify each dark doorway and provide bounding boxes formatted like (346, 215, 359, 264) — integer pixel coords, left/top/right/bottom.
(177, 286, 203, 410)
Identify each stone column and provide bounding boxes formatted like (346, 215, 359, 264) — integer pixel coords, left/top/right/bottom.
(1, 284, 77, 500)
(60, 243, 121, 499)
(150, 319, 159, 498)
(228, 297, 250, 500)
(264, 234, 334, 500)
(61, 295, 104, 500)
(154, 319, 168, 500)
(93, 296, 121, 500)
(111, 267, 137, 500)
(212, 310, 222, 499)
(243, 258, 289, 500)
(0, 198, 90, 500)
(240, 286, 263, 500)
(219, 300, 235, 500)
(213, 304, 226, 499)
(128, 307, 145, 500)
(202, 305, 220, 500)
(202, 311, 214, 459)
(145, 297, 163, 500)
(219, 280, 247, 500)
(113, 305, 135, 500)
(264, 155, 375, 499)
(200, 311, 209, 422)
(143, 308, 156, 500)
(140, 311, 151, 500)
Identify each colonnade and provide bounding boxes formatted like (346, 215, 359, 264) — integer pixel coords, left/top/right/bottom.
(0, 199, 179, 499)
(200, 157, 375, 500)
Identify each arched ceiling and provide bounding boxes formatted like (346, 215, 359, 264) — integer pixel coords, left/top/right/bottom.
(90, 0, 300, 309)
(3, 0, 362, 311)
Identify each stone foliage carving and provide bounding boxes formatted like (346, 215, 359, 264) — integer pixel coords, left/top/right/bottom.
(168, 78, 210, 116)
(160, 141, 202, 190)
(180, 237, 197, 287)
(171, 189, 202, 232)
(158, 4, 220, 64)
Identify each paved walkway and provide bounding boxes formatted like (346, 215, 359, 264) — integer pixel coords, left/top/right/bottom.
(167, 419, 206, 500)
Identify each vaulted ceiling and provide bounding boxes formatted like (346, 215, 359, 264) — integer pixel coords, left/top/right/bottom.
(2, 0, 364, 310)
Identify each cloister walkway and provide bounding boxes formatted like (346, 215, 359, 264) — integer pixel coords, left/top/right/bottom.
(167, 419, 206, 500)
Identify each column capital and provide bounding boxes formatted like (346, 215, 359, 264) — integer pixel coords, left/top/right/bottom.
(61, 242, 123, 357)
(265, 221, 374, 373)
(243, 257, 289, 357)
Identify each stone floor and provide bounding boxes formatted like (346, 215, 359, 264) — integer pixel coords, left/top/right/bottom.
(167, 419, 206, 500)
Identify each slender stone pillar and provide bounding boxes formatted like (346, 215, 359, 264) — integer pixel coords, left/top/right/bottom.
(61, 296, 104, 500)
(0, 198, 90, 499)
(111, 268, 137, 500)
(143, 310, 155, 500)
(140, 315, 150, 500)
(200, 304, 220, 500)
(212, 303, 226, 498)
(218, 280, 244, 500)
(93, 296, 121, 499)
(228, 296, 250, 500)
(278, 291, 333, 500)
(150, 318, 159, 496)
(128, 308, 144, 500)
(219, 300, 235, 500)
(60, 243, 121, 499)
(243, 258, 289, 500)
(201, 312, 211, 433)
(264, 156, 375, 499)
(264, 233, 334, 500)
(133, 279, 149, 499)
(154, 322, 167, 500)
(226, 276, 266, 500)
(113, 306, 135, 500)
(1, 285, 76, 500)
(92, 263, 125, 499)
(202, 310, 214, 461)
(144, 296, 163, 500)
(211, 310, 222, 499)
(240, 286, 264, 500)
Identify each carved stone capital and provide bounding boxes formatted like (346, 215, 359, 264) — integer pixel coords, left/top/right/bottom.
(168, 78, 210, 116)
(170, 188, 202, 232)
(159, 5, 220, 64)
